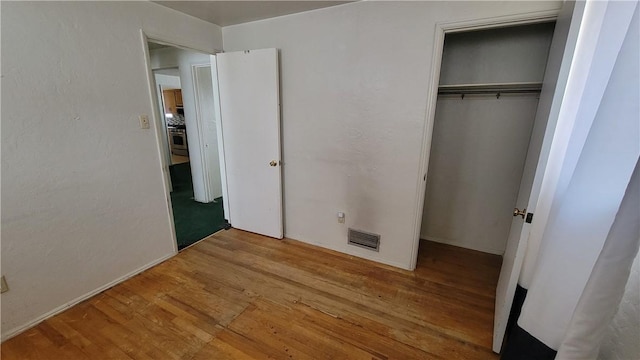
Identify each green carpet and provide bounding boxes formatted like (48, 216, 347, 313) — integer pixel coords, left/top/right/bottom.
(169, 162, 226, 250)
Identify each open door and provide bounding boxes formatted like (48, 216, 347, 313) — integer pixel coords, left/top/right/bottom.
(215, 48, 283, 239)
(493, 2, 580, 353)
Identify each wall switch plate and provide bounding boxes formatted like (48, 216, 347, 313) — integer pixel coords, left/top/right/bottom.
(337, 212, 345, 224)
(139, 114, 150, 129)
(1, 276, 8, 293)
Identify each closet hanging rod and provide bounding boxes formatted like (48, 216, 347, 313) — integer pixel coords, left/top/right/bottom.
(438, 82, 543, 95)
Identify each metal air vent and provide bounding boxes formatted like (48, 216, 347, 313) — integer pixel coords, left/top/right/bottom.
(348, 228, 380, 251)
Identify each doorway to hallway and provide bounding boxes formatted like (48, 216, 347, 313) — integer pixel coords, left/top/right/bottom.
(147, 40, 226, 250)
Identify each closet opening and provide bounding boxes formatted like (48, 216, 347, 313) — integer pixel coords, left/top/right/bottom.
(417, 21, 556, 351)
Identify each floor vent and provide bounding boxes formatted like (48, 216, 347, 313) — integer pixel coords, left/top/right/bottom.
(348, 228, 380, 251)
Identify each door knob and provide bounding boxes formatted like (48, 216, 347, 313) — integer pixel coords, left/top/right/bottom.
(269, 160, 278, 167)
(513, 208, 526, 219)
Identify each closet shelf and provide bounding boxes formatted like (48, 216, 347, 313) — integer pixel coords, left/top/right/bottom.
(438, 82, 543, 96)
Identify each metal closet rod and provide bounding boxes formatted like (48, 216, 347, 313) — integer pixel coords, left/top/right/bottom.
(437, 82, 543, 96)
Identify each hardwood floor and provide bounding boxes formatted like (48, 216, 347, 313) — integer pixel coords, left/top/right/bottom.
(1, 229, 502, 359)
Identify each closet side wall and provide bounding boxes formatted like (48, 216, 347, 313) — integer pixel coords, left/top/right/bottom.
(420, 24, 555, 255)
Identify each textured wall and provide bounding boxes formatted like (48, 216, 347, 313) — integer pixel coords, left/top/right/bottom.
(599, 251, 640, 360)
(1, 1, 221, 339)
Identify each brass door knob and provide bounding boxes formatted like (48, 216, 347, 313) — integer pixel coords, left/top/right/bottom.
(513, 208, 526, 219)
(269, 160, 278, 167)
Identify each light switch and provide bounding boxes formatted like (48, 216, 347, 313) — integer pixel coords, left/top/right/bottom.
(139, 115, 150, 129)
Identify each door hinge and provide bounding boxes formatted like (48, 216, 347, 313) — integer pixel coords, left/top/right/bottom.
(525, 212, 534, 223)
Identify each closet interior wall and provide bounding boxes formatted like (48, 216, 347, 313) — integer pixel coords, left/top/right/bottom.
(420, 23, 555, 255)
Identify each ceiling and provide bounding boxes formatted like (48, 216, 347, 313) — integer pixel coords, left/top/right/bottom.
(154, 1, 353, 27)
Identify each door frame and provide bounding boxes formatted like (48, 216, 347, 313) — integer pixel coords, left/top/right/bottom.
(191, 62, 223, 202)
(139, 30, 223, 253)
(154, 71, 180, 174)
(409, 10, 560, 269)
(210, 56, 231, 219)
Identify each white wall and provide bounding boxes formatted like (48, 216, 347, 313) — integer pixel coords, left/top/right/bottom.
(421, 95, 538, 254)
(0, 1, 222, 340)
(598, 251, 640, 360)
(439, 22, 555, 85)
(222, 1, 561, 269)
(155, 73, 181, 89)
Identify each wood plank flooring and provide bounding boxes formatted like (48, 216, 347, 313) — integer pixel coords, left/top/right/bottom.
(1, 229, 502, 359)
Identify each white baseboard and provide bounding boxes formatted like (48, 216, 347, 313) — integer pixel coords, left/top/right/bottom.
(420, 235, 503, 255)
(1, 252, 177, 342)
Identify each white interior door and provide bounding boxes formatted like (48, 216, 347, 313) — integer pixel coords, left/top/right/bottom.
(493, 2, 579, 352)
(216, 48, 283, 239)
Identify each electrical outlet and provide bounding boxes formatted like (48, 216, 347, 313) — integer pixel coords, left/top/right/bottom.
(337, 212, 345, 224)
(1, 276, 9, 293)
(139, 114, 150, 129)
